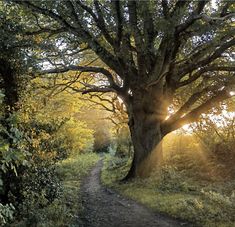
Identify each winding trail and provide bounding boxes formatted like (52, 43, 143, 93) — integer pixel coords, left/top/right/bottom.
(80, 160, 188, 227)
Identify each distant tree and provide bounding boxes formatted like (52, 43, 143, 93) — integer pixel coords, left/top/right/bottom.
(78, 92, 129, 154)
(9, 0, 235, 179)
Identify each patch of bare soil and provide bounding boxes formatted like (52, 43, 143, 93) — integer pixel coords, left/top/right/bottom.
(79, 160, 190, 227)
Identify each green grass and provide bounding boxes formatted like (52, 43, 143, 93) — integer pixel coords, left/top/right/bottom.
(102, 154, 235, 227)
(13, 152, 99, 227)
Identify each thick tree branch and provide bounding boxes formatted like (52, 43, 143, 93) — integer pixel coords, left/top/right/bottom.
(71, 86, 116, 94)
(166, 83, 227, 125)
(220, 2, 233, 17)
(170, 0, 189, 17)
(161, 0, 169, 18)
(17, 0, 74, 29)
(149, 36, 169, 84)
(15, 0, 125, 77)
(75, 0, 115, 47)
(24, 27, 66, 36)
(93, 0, 115, 46)
(111, 0, 123, 47)
(39, 64, 122, 91)
(176, 1, 208, 34)
(142, 1, 155, 71)
(178, 38, 235, 79)
(162, 88, 232, 134)
(178, 65, 235, 88)
(127, 0, 145, 75)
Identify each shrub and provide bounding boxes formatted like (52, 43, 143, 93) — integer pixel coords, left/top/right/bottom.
(0, 203, 15, 226)
(0, 116, 70, 224)
(19, 165, 62, 215)
(150, 165, 196, 193)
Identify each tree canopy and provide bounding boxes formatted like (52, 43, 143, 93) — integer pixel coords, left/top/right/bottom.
(5, 0, 235, 178)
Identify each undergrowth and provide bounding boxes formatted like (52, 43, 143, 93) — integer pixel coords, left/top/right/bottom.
(102, 154, 235, 227)
(13, 152, 99, 227)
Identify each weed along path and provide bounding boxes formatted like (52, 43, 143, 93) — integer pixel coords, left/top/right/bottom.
(80, 160, 186, 227)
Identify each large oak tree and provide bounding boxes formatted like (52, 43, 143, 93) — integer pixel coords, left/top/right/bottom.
(8, 0, 235, 179)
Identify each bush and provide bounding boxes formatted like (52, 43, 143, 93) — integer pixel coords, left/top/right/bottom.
(0, 116, 70, 225)
(19, 165, 62, 213)
(0, 203, 15, 226)
(152, 165, 196, 193)
(15, 153, 99, 227)
(114, 127, 132, 158)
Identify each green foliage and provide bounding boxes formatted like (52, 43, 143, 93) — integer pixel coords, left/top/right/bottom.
(101, 154, 131, 186)
(21, 76, 95, 156)
(191, 110, 235, 179)
(0, 5, 97, 226)
(0, 111, 78, 225)
(151, 166, 196, 193)
(114, 127, 132, 158)
(14, 153, 99, 227)
(0, 116, 30, 174)
(0, 65, 96, 225)
(58, 118, 94, 155)
(0, 3, 36, 87)
(0, 116, 23, 226)
(102, 152, 235, 227)
(8, 119, 72, 222)
(0, 91, 4, 103)
(93, 121, 112, 153)
(0, 203, 15, 226)
(21, 119, 71, 163)
(20, 165, 62, 209)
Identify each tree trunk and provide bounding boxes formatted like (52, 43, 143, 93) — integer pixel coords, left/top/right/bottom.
(123, 84, 167, 180)
(0, 59, 20, 204)
(0, 59, 19, 112)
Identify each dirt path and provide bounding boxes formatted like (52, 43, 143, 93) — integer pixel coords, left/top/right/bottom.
(80, 160, 188, 227)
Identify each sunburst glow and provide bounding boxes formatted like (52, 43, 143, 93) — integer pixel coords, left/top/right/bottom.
(230, 91, 235, 96)
(182, 124, 194, 134)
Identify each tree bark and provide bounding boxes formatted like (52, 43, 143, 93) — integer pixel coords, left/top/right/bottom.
(0, 59, 20, 204)
(0, 59, 19, 112)
(123, 84, 167, 180)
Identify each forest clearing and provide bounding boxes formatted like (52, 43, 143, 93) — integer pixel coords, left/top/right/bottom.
(0, 1, 235, 226)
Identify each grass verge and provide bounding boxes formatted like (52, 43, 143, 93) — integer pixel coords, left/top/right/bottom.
(101, 154, 235, 227)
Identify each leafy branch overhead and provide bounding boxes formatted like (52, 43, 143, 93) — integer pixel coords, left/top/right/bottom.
(9, 1, 235, 134)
